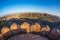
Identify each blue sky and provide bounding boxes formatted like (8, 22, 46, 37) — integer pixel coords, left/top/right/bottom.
(0, 0, 60, 17)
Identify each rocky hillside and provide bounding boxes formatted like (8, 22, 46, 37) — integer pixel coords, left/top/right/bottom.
(0, 13, 60, 40)
(0, 18, 60, 40)
(0, 13, 60, 22)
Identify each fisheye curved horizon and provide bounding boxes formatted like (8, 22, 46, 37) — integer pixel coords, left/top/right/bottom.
(0, 0, 60, 40)
(0, 0, 60, 17)
(0, 5, 60, 17)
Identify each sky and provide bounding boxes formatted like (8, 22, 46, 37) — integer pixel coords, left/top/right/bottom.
(0, 0, 60, 17)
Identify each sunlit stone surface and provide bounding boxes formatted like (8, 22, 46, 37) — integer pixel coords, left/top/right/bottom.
(8, 34, 49, 40)
(41, 25, 50, 32)
(0, 34, 3, 37)
(40, 25, 50, 36)
(31, 23, 41, 32)
(20, 22, 30, 33)
(0, 33, 3, 40)
(1, 27, 10, 35)
(10, 23, 20, 35)
(10, 23, 18, 30)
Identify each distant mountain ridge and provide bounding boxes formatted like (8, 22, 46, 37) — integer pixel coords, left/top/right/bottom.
(0, 13, 60, 22)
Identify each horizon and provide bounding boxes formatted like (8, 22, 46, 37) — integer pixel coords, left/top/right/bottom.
(0, 0, 60, 17)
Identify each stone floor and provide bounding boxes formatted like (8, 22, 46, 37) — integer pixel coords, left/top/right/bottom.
(8, 34, 49, 40)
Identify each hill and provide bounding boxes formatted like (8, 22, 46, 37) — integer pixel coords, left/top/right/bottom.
(0, 13, 60, 40)
(0, 13, 60, 22)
